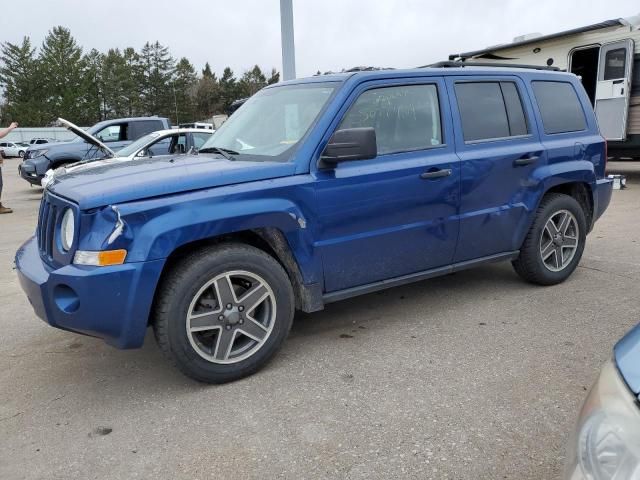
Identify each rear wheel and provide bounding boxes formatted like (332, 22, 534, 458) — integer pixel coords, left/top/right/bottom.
(512, 193, 586, 285)
(18, 150, 24, 158)
(153, 244, 295, 383)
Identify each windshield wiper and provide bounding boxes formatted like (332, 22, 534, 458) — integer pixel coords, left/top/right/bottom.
(198, 146, 240, 161)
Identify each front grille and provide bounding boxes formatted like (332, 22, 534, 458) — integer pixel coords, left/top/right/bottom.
(37, 194, 58, 262)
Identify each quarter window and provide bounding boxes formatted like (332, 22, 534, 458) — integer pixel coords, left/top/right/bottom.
(130, 120, 164, 140)
(192, 133, 210, 149)
(531, 81, 587, 134)
(454, 81, 529, 142)
(339, 84, 442, 155)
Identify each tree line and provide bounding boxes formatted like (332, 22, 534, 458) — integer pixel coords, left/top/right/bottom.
(0, 26, 280, 127)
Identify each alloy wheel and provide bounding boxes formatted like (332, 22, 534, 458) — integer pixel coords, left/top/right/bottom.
(539, 209, 579, 272)
(186, 270, 276, 364)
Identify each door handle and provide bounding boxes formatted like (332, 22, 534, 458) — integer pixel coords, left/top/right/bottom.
(612, 79, 624, 85)
(513, 156, 539, 166)
(420, 168, 452, 180)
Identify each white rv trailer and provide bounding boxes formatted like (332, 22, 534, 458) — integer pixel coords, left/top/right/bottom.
(449, 14, 640, 159)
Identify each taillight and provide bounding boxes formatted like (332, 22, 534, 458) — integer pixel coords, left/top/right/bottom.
(603, 138, 608, 172)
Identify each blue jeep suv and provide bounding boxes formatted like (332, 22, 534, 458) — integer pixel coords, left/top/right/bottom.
(16, 65, 613, 383)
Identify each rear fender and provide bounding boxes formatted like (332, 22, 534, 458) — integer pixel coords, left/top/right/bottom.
(512, 160, 596, 248)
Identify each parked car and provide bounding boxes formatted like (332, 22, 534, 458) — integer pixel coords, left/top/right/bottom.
(18, 116, 171, 186)
(29, 138, 54, 145)
(16, 65, 613, 383)
(178, 122, 214, 130)
(565, 322, 640, 479)
(0, 141, 28, 158)
(41, 123, 213, 188)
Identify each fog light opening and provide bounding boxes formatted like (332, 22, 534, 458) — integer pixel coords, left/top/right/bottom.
(53, 284, 80, 313)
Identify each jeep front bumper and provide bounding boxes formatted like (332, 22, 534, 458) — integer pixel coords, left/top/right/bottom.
(15, 235, 164, 349)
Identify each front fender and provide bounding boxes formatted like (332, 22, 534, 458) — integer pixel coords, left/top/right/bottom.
(89, 190, 320, 285)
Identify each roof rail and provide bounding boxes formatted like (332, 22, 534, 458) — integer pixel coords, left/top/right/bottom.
(424, 61, 561, 71)
(344, 66, 395, 72)
(314, 66, 395, 76)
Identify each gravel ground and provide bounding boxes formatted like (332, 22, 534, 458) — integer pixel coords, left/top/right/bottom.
(0, 158, 639, 480)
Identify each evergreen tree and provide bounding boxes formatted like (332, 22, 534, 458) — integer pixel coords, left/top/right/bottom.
(219, 67, 238, 111)
(0, 28, 287, 124)
(122, 47, 143, 116)
(202, 62, 214, 78)
(195, 76, 220, 120)
(0, 36, 46, 125)
(238, 65, 267, 98)
(38, 26, 85, 123)
(102, 48, 126, 117)
(139, 41, 175, 117)
(79, 48, 104, 124)
(173, 57, 197, 124)
(267, 68, 280, 85)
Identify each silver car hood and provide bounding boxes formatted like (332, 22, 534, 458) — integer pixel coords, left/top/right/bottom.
(57, 117, 116, 158)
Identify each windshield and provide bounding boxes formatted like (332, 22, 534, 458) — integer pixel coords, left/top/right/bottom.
(200, 83, 336, 161)
(115, 132, 162, 157)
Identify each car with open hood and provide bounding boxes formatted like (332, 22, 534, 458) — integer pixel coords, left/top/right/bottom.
(41, 124, 213, 188)
(18, 116, 170, 186)
(16, 64, 613, 383)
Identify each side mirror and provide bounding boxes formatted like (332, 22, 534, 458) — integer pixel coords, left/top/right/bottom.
(320, 127, 377, 167)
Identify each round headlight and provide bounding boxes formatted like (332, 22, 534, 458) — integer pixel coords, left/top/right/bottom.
(60, 208, 75, 251)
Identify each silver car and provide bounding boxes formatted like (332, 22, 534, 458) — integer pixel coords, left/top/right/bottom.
(0, 141, 28, 158)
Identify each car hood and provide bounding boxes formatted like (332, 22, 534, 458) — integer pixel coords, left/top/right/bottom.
(57, 117, 115, 157)
(48, 154, 296, 210)
(614, 323, 640, 395)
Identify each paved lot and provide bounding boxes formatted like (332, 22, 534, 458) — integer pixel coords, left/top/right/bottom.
(0, 158, 639, 480)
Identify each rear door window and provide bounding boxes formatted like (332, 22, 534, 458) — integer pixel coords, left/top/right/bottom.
(454, 81, 529, 142)
(339, 84, 442, 155)
(531, 81, 587, 134)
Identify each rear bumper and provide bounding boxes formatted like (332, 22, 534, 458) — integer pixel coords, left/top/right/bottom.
(592, 177, 613, 227)
(15, 236, 164, 349)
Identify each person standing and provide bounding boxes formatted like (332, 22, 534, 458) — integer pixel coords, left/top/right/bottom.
(0, 122, 19, 214)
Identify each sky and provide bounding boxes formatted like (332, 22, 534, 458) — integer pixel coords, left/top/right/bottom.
(1, 0, 639, 78)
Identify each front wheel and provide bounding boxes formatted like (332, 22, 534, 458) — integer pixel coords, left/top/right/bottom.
(512, 193, 587, 285)
(153, 244, 295, 383)
(18, 150, 24, 158)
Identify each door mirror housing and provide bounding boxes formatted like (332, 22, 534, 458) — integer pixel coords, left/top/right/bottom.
(320, 127, 377, 167)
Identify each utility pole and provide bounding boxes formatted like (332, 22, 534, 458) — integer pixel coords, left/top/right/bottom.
(172, 84, 179, 125)
(280, 0, 296, 81)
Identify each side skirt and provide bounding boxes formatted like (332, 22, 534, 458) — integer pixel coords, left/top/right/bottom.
(322, 251, 519, 304)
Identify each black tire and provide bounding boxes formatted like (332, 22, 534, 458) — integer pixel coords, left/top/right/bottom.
(512, 193, 587, 286)
(152, 243, 295, 383)
(18, 150, 24, 158)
